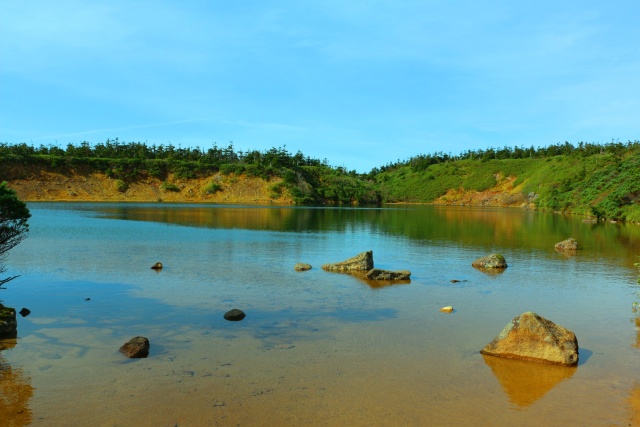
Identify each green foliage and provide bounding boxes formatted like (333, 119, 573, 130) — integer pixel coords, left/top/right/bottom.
(3, 139, 640, 215)
(269, 182, 286, 199)
(0, 182, 31, 286)
(160, 182, 181, 192)
(115, 179, 128, 193)
(0, 182, 30, 256)
(147, 160, 168, 180)
(203, 182, 222, 194)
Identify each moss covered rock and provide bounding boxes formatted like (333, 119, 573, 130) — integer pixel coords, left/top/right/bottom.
(0, 304, 18, 338)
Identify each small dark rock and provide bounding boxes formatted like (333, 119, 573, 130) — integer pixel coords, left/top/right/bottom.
(150, 262, 163, 270)
(224, 309, 246, 321)
(85, 297, 91, 301)
(19, 308, 31, 317)
(119, 336, 150, 358)
(450, 279, 461, 283)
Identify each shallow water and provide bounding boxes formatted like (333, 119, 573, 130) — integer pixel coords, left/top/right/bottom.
(1, 203, 640, 426)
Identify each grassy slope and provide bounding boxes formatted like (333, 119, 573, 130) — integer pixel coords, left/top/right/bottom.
(376, 150, 640, 222)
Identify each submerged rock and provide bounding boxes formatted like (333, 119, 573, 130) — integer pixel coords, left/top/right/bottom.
(472, 254, 507, 269)
(322, 251, 374, 272)
(555, 238, 578, 251)
(365, 269, 411, 280)
(0, 304, 17, 338)
(119, 336, 150, 358)
(294, 263, 312, 271)
(224, 309, 246, 321)
(480, 311, 578, 366)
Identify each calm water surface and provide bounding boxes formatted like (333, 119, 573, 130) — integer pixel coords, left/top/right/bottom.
(1, 203, 640, 426)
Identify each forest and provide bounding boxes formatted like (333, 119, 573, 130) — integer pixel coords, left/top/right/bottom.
(1, 139, 639, 221)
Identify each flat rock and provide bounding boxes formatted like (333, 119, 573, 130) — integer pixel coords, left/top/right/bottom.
(224, 308, 246, 321)
(480, 311, 578, 366)
(365, 268, 411, 280)
(322, 251, 373, 271)
(472, 254, 507, 269)
(555, 238, 578, 251)
(294, 263, 312, 271)
(119, 336, 150, 358)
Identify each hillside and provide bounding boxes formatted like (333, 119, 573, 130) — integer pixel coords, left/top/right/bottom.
(374, 143, 640, 222)
(4, 164, 292, 204)
(2, 140, 640, 222)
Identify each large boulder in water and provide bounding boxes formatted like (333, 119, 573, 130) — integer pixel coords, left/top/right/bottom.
(480, 311, 579, 366)
(555, 238, 578, 251)
(472, 254, 507, 269)
(365, 269, 411, 280)
(0, 304, 17, 339)
(119, 336, 150, 358)
(322, 251, 373, 272)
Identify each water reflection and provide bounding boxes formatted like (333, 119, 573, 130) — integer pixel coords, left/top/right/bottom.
(472, 266, 507, 275)
(322, 270, 411, 289)
(0, 339, 34, 427)
(66, 203, 640, 267)
(482, 354, 576, 407)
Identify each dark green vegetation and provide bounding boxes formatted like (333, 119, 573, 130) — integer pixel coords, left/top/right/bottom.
(0, 181, 31, 287)
(1, 139, 640, 221)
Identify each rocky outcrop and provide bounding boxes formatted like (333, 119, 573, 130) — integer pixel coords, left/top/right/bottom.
(322, 251, 373, 272)
(480, 311, 579, 366)
(555, 238, 578, 251)
(472, 254, 507, 269)
(119, 336, 150, 358)
(0, 304, 17, 338)
(365, 269, 411, 280)
(294, 263, 312, 271)
(18, 308, 30, 317)
(224, 308, 246, 321)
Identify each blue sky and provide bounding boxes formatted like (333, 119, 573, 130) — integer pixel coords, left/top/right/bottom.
(2, 1, 639, 172)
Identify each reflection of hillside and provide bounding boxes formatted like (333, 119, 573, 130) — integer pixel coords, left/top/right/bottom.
(0, 340, 34, 427)
(95, 205, 387, 233)
(88, 204, 640, 265)
(482, 354, 576, 407)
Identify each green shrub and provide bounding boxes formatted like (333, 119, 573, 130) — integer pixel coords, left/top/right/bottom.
(160, 181, 181, 192)
(269, 182, 286, 198)
(203, 182, 222, 194)
(115, 179, 128, 193)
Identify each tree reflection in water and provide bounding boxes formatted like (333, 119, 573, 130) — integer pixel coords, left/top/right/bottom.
(0, 339, 33, 427)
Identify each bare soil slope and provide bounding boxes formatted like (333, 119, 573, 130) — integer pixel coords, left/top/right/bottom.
(5, 165, 292, 204)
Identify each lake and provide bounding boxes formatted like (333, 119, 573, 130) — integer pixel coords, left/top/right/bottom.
(1, 203, 640, 426)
